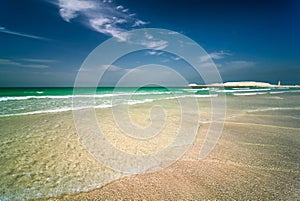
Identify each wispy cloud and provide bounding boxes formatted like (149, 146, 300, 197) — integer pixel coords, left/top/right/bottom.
(197, 50, 231, 69)
(147, 50, 164, 56)
(140, 39, 168, 50)
(0, 58, 51, 69)
(200, 50, 231, 62)
(132, 19, 148, 27)
(145, 51, 182, 62)
(173, 56, 182, 61)
(53, 0, 148, 40)
(226, 60, 256, 68)
(135, 32, 168, 50)
(20, 58, 57, 63)
(0, 26, 51, 41)
(79, 64, 129, 72)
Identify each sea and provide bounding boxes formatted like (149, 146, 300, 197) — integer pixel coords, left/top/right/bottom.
(1, 87, 300, 117)
(0, 87, 300, 200)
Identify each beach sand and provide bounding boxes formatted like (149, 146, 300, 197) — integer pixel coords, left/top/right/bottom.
(1, 94, 299, 200)
(43, 109, 300, 200)
(53, 99, 299, 200)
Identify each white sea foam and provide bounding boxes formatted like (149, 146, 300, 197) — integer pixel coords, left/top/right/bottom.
(233, 92, 269, 96)
(127, 98, 156, 105)
(0, 91, 175, 102)
(0, 93, 219, 117)
(4, 88, 298, 117)
(246, 107, 300, 113)
(193, 94, 218, 98)
(182, 88, 209, 92)
(0, 107, 90, 117)
(1, 88, 298, 102)
(232, 87, 250, 90)
(270, 90, 300, 94)
(0, 95, 73, 101)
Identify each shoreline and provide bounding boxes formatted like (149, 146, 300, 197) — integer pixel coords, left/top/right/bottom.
(1, 87, 300, 119)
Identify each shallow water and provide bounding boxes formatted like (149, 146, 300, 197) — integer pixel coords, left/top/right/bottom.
(1, 87, 299, 117)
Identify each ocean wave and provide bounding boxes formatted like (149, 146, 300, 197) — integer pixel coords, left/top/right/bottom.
(181, 88, 209, 92)
(127, 98, 156, 105)
(0, 95, 74, 101)
(0, 94, 124, 102)
(232, 87, 250, 90)
(0, 93, 219, 117)
(193, 94, 218, 98)
(0, 92, 172, 102)
(270, 90, 300, 94)
(1, 89, 298, 102)
(0, 107, 79, 117)
(232, 92, 269, 96)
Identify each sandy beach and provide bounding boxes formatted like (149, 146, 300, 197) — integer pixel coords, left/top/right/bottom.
(45, 109, 300, 200)
(1, 91, 299, 200)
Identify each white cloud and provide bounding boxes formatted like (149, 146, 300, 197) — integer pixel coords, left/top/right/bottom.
(144, 32, 154, 40)
(21, 58, 57, 63)
(58, 0, 96, 22)
(116, 5, 124, 10)
(115, 18, 127, 24)
(167, 31, 178, 35)
(0, 59, 49, 69)
(0, 26, 50, 41)
(199, 62, 216, 68)
(145, 51, 182, 61)
(54, 0, 148, 40)
(173, 56, 181, 61)
(79, 64, 129, 72)
(140, 39, 168, 50)
(100, 64, 129, 72)
(200, 50, 231, 62)
(132, 19, 148, 27)
(90, 17, 111, 27)
(89, 18, 128, 41)
(147, 50, 163, 56)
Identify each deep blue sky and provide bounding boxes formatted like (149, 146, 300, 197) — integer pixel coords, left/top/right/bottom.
(0, 0, 299, 86)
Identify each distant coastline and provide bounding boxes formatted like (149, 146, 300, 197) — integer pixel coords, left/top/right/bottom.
(1, 81, 300, 89)
(188, 81, 300, 88)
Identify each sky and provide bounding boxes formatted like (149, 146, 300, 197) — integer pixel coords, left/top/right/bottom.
(0, 0, 299, 87)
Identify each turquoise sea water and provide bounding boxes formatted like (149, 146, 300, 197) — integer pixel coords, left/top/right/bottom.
(1, 87, 300, 117)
